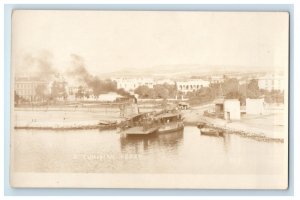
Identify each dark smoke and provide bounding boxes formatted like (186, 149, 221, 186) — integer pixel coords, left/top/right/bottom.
(69, 54, 130, 97)
(68, 54, 93, 84)
(22, 50, 57, 79)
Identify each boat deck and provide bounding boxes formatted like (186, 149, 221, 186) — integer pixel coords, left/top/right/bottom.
(122, 126, 159, 135)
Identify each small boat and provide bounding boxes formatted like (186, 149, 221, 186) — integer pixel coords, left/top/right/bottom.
(200, 127, 223, 137)
(98, 120, 117, 129)
(155, 110, 184, 134)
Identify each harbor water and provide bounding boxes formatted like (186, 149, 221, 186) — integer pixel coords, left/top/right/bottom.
(13, 126, 285, 174)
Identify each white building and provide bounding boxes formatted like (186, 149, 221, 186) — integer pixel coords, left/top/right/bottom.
(210, 75, 224, 84)
(258, 75, 285, 92)
(176, 79, 210, 93)
(246, 98, 264, 115)
(224, 99, 240, 120)
(113, 78, 155, 92)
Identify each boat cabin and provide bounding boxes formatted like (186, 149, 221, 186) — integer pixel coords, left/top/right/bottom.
(155, 111, 182, 124)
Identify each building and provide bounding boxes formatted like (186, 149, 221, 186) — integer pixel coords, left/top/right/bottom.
(213, 98, 241, 120)
(258, 75, 285, 91)
(246, 98, 264, 115)
(176, 79, 210, 93)
(113, 78, 155, 93)
(214, 97, 225, 118)
(14, 77, 49, 101)
(210, 75, 224, 84)
(224, 99, 241, 120)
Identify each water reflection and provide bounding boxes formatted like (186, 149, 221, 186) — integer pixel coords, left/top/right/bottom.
(13, 127, 285, 174)
(120, 130, 184, 154)
(199, 129, 230, 153)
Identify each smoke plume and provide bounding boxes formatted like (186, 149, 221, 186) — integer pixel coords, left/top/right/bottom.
(68, 54, 130, 96)
(21, 50, 58, 79)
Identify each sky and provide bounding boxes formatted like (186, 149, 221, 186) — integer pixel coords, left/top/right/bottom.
(11, 10, 289, 76)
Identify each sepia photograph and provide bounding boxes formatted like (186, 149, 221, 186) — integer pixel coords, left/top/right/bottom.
(10, 10, 289, 189)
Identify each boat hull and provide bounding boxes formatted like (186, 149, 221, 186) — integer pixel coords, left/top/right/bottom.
(200, 127, 223, 137)
(158, 123, 184, 134)
(121, 126, 160, 136)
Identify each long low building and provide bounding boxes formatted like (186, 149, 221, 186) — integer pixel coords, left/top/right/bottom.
(113, 78, 210, 93)
(112, 78, 155, 93)
(176, 79, 210, 93)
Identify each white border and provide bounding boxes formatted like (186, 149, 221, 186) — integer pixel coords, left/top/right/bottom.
(1, 0, 299, 199)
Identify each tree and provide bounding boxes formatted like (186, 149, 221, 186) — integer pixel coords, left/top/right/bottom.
(84, 90, 90, 99)
(35, 84, 48, 101)
(222, 78, 239, 97)
(162, 83, 177, 98)
(153, 85, 169, 99)
(51, 81, 67, 100)
(14, 91, 20, 105)
(134, 85, 152, 98)
(262, 90, 284, 104)
(246, 79, 260, 98)
(75, 86, 84, 99)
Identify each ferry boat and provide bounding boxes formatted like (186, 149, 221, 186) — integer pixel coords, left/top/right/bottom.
(120, 112, 159, 136)
(155, 110, 184, 134)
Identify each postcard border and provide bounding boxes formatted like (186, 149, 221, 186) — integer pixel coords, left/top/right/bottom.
(4, 3, 294, 196)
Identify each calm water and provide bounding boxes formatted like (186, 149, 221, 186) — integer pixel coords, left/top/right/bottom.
(13, 127, 285, 174)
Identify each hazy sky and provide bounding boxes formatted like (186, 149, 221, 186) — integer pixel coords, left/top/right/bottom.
(12, 10, 289, 76)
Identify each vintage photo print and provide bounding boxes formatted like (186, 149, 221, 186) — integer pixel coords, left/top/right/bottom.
(10, 10, 289, 189)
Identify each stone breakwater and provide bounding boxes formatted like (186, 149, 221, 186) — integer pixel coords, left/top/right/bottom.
(182, 113, 285, 142)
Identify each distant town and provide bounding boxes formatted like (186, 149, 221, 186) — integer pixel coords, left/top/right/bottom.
(11, 11, 289, 188)
(14, 70, 285, 106)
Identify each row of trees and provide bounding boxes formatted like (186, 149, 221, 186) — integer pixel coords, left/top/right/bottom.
(187, 78, 262, 105)
(134, 78, 284, 105)
(15, 77, 284, 105)
(133, 78, 260, 102)
(134, 83, 177, 99)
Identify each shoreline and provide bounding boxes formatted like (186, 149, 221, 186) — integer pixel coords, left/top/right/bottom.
(13, 107, 285, 142)
(183, 121, 284, 143)
(14, 124, 117, 131)
(14, 121, 284, 143)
